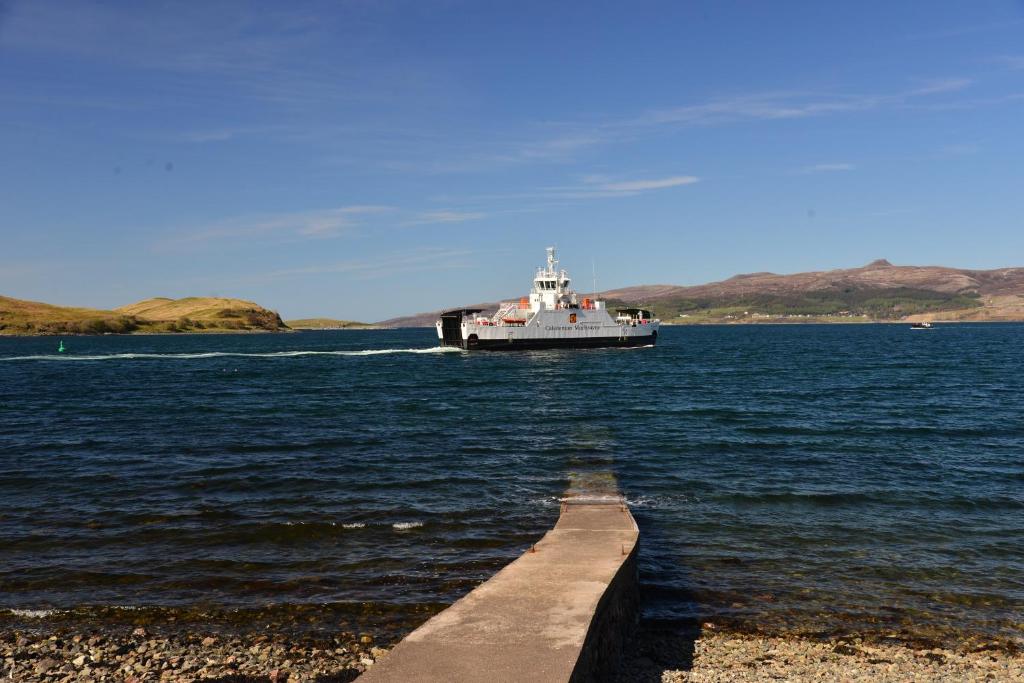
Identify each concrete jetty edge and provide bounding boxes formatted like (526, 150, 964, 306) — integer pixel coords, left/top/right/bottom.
(357, 497, 640, 683)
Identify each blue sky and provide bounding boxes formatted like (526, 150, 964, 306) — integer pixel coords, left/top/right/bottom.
(2, 1, 1023, 320)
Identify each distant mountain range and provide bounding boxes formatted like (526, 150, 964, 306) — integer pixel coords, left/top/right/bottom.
(378, 260, 1024, 327)
(5, 260, 1023, 335)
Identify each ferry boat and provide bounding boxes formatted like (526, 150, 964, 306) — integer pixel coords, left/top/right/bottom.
(437, 247, 659, 350)
(910, 322, 933, 329)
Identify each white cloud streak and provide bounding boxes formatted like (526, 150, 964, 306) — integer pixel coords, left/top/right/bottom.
(2, 1, 448, 114)
(163, 205, 394, 247)
(178, 125, 293, 143)
(441, 173, 702, 204)
(541, 174, 700, 198)
(598, 176, 699, 191)
(907, 78, 973, 96)
(265, 248, 475, 279)
(802, 163, 855, 173)
(993, 55, 1024, 70)
(620, 79, 973, 131)
(376, 77, 980, 175)
(403, 210, 487, 226)
(906, 20, 1024, 41)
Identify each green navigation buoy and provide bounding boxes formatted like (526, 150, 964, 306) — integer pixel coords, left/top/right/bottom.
(58, 340, 66, 353)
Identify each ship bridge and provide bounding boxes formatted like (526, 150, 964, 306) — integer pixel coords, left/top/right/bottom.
(530, 246, 581, 312)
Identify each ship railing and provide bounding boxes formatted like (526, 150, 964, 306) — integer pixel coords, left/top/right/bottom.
(494, 302, 530, 326)
(497, 302, 527, 316)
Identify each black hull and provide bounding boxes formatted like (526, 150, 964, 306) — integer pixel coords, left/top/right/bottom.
(443, 334, 657, 351)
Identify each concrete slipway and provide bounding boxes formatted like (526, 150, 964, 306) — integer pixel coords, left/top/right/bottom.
(357, 495, 640, 682)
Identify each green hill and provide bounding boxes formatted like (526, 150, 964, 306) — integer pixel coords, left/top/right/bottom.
(604, 287, 984, 324)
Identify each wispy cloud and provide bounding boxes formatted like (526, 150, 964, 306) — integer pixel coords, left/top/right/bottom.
(381, 77, 980, 176)
(2, 2, 446, 113)
(403, 210, 486, 226)
(801, 163, 855, 173)
(544, 174, 700, 198)
(992, 55, 1024, 70)
(937, 143, 979, 156)
(265, 248, 475, 279)
(438, 173, 702, 204)
(867, 208, 918, 218)
(178, 125, 290, 143)
(162, 205, 394, 248)
(907, 78, 973, 96)
(903, 92, 1024, 111)
(375, 134, 606, 175)
(511, 135, 604, 162)
(295, 206, 392, 237)
(598, 176, 699, 192)
(619, 78, 973, 131)
(631, 91, 873, 126)
(907, 20, 1024, 41)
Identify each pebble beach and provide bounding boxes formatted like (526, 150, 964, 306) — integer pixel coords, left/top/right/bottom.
(621, 627, 1024, 683)
(4, 625, 1023, 682)
(0, 628, 382, 682)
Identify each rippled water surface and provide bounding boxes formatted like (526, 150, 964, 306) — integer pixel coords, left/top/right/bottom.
(1, 326, 1022, 646)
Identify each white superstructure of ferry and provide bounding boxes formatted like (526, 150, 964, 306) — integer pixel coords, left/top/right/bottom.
(436, 247, 659, 350)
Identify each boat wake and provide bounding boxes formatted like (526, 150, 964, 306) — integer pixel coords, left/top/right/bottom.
(0, 347, 463, 362)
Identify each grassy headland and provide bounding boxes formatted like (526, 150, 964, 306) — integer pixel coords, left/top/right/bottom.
(0, 296, 287, 335)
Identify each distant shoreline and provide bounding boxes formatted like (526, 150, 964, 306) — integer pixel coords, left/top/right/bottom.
(0, 327, 392, 337)
(4, 319, 1023, 337)
(0, 328, 292, 337)
(287, 325, 386, 331)
(660, 318, 1024, 325)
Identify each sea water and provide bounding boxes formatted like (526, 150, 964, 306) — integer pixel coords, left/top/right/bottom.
(1, 325, 1021, 646)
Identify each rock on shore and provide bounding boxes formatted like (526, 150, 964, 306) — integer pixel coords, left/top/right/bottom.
(0, 629, 388, 682)
(619, 629, 1024, 682)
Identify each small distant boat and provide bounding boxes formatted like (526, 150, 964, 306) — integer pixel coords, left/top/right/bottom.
(910, 322, 933, 330)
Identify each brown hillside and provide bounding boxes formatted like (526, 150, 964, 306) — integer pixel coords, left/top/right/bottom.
(377, 261, 1024, 326)
(0, 296, 135, 335)
(116, 297, 287, 331)
(0, 295, 287, 335)
(600, 261, 1024, 300)
(118, 297, 279, 321)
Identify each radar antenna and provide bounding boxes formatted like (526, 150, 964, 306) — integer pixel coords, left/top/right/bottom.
(546, 246, 557, 274)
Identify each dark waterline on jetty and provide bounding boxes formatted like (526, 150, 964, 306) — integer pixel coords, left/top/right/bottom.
(1, 326, 1022, 649)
